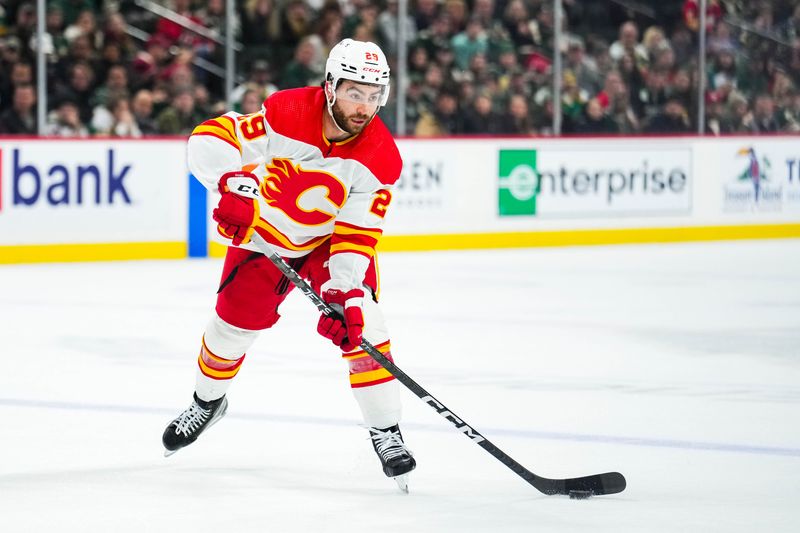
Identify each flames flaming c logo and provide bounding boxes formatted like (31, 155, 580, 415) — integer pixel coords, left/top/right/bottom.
(260, 158, 347, 226)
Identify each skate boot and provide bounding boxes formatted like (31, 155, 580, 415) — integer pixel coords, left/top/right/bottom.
(369, 424, 416, 492)
(162, 393, 228, 456)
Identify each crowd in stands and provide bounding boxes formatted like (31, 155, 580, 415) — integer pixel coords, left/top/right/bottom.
(0, 0, 799, 137)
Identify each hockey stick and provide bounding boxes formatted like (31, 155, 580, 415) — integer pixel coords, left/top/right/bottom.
(249, 233, 626, 496)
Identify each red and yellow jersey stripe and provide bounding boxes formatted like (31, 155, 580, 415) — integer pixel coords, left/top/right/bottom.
(191, 116, 241, 154)
(330, 221, 382, 260)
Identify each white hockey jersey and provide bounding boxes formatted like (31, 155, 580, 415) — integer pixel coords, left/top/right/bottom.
(187, 87, 402, 291)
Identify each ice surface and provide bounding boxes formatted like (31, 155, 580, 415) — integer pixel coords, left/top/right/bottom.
(1, 240, 799, 532)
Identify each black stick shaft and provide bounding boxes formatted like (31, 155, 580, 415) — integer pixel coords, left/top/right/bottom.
(248, 234, 626, 496)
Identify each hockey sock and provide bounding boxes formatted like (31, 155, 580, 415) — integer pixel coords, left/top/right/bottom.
(195, 315, 259, 402)
(344, 341, 401, 428)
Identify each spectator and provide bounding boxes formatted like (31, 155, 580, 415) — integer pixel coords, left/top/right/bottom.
(502, 0, 536, 50)
(107, 95, 142, 138)
(705, 92, 734, 135)
(444, 0, 469, 34)
(780, 91, 800, 132)
(708, 47, 738, 92)
(378, 0, 417, 57)
(240, 89, 263, 115)
(57, 61, 96, 125)
(52, 0, 95, 26)
(55, 33, 98, 83)
(279, 36, 323, 89)
(155, 86, 204, 135)
(11, 2, 37, 50)
(279, 0, 314, 59)
(93, 64, 129, 108)
(727, 92, 752, 133)
(451, 18, 488, 71)
(64, 9, 100, 47)
(609, 21, 648, 66)
(565, 37, 601, 94)
(573, 97, 619, 134)
(668, 69, 694, 116)
(683, 0, 724, 33)
(415, 14, 455, 58)
(596, 70, 626, 111)
(561, 71, 589, 124)
(618, 51, 645, 104)
(413, 0, 439, 32)
(462, 93, 502, 134)
(91, 88, 129, 134)
(102, 12, 137, 62)
(646, 98, 691, 133)
(498, 94, 535, 135)
(635, 70, 669, 121)
(131, 89, 159, 136)
(642, 26, 669, 62)
(241, 0, 281, 50)
(0, 84, 37, 134)
(1, 61, 33, 112)
(45, 6, 70, 60)
(415, 90, 462, 136)
(230, 59, 278, 111)
(45, 96, 89, 137)
(750, 94, 783, 133)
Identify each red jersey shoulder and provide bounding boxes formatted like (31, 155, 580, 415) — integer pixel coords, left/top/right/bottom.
(263, 87, 324, 146)
(346, 116, 402, 186)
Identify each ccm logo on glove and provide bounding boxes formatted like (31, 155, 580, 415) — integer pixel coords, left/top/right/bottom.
(213, 171, 261, 246)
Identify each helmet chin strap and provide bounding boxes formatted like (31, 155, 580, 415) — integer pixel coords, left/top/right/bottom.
(325, 82, 349, 135)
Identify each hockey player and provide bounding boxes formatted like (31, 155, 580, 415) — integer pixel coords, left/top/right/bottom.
(162, 39, 416, 489)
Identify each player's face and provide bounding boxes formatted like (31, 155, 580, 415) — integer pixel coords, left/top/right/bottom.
(332, 81, 385, 135)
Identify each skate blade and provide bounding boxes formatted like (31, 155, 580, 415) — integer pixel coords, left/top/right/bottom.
(164, 448, 178, 458)
(393, 474, 409, 493)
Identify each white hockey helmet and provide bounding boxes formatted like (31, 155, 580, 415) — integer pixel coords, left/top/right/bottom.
(325, 38, 390, 106)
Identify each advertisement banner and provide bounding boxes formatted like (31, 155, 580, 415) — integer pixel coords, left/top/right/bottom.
(498, 146, 692, 217)
(721, 141, 800, 214)
(0, 140, 187, 246)
(384, 140, 454, 231)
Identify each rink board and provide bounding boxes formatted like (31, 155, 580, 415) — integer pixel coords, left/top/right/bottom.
(0, 136, 798, 263)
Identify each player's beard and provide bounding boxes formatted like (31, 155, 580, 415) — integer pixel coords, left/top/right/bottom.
(332, 101, 375, 135)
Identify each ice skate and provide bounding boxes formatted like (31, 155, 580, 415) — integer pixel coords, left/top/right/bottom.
(162, 393, 228, 456)
(369, 424, 416, 493)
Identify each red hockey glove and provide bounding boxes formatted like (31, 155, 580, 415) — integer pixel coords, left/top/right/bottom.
(317, 288, 365, 352)
(213, 171, 261, 246)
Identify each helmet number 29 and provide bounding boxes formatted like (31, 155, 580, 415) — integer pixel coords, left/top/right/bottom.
(365, 52, 380, 62)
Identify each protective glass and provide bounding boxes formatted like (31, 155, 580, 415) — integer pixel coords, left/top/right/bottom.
(335, 83, 387, 108)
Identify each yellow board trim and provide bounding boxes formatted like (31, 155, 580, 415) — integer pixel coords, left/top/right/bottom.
(0, 242, 186, 264)
(210, 224, 800, 257)
(375, 224, 800, 252)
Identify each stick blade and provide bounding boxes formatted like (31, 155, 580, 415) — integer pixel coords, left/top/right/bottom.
(536, 472, 626, 496)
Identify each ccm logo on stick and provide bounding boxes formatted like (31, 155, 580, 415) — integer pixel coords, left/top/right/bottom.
(421, 395, 486, 443)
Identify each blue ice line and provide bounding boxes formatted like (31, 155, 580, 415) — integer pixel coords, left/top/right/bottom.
(2, 397, 798, 458)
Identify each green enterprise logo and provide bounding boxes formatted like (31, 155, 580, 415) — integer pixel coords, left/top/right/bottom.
(498, 149, 538, 216)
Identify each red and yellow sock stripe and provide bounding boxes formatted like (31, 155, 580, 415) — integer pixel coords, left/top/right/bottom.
(343, 340, 395, 388)
(197, 337, 245, 380)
